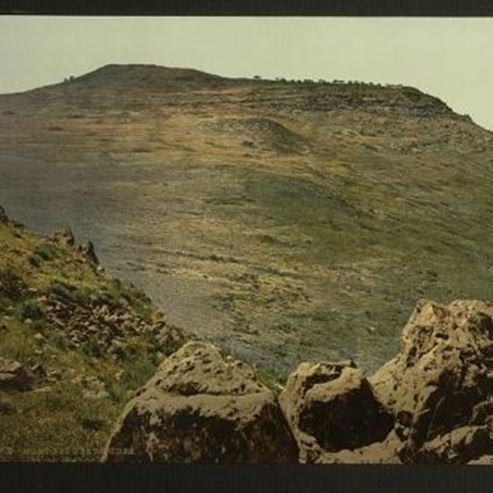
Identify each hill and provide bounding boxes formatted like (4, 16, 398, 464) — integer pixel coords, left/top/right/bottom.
(1, 64, 493, 381)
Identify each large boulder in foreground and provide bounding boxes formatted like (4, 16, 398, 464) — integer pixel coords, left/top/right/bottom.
(102, 341, 298, 463)
(279, 360, 394, 463)
(370, 300, 493, 463)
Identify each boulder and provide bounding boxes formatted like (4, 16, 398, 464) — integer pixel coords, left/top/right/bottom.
(81, 241, 99, 264)
(102, 341, 298, 463)
(370, 300, 493, 463)
(0, 357, 31, 391)
(279, 360, 394, 463)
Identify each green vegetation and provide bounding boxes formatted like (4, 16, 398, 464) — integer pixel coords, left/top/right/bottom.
(0, 220, 181, 461)
(32, 243, 59, 262)
(16, 299, 44, 321)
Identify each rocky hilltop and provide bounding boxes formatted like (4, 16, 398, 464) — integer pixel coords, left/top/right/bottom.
(1, 64, 493, 383)
(0, 208, 491, 463)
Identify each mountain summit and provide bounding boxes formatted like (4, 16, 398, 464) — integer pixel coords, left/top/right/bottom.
(72, 63, 226, 88)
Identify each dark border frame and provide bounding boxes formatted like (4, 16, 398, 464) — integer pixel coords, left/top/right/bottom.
(0, 1, 492, 492)
(1, 463, 493, 493)
(1, 0, 493, 16)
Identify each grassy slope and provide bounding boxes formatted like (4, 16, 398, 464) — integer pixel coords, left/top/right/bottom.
(0, 218, 184, 461)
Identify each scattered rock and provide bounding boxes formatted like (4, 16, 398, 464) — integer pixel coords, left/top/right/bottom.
(0, 357, 31, 391)
(102, 341, 298, 463)
(108, 339, 128, 358)
(154, 323, 188, 355)
(83, 389, 110, 400)
(31, 385, 53, 394)
(47, 369, 61, 381)
(279, 360, 394, 463)
(34, 332, 45, 343)
(54, 228, 75, 247)
(30, 363, 47, 379)
(43, 289, 186, 360)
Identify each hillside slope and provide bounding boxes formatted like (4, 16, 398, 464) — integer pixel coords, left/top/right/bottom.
(0, 208, 185, 460)
(1, 64, 493, 378)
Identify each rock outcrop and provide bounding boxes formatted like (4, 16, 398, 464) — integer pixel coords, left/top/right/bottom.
(52, 228, 75, 247)
(102, 341, 298, 463)
(80, 241, 99, 265)
(275, 299, 492, 464)
(103, 298, 492, 464)
(0, 205, 8, 223)
(279, 360, 394, 463)
(370, 300, 493, 464)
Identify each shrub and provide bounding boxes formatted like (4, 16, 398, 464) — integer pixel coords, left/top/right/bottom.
(80, 417, 105, 432)
(27, 254, 42, 268)
(107, 356, 156, 403)
(0, 268, 26, 301)
(47, 332, 67, 350)
(17, 299, 44, 321)
(33, 243, 58, 261)
(48, 280, 87, 305)
(82, 339, 103, 358)
(91, 290, 122, 310)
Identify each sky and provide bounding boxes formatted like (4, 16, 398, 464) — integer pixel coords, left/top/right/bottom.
(1, 16, 493, 129)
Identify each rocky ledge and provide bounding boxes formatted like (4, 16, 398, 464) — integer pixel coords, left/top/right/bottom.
(103, 299, 492, 464)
